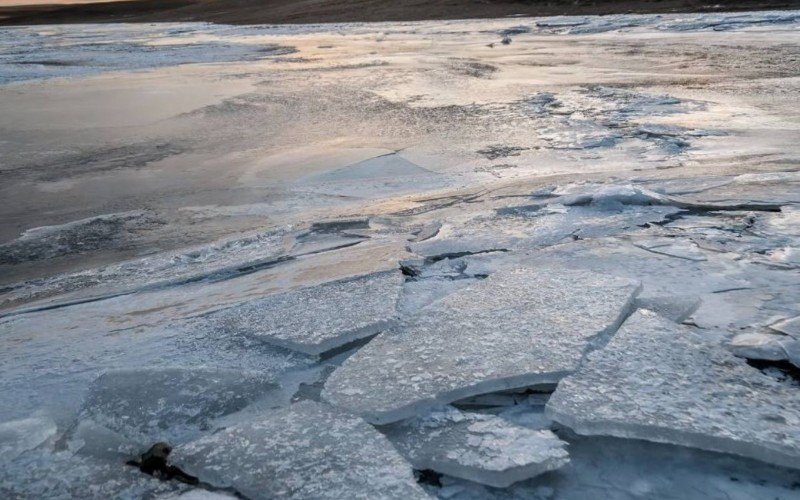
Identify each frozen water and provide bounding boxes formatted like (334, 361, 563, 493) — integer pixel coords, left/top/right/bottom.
(383, 407, 568, 488)
(0, 449, 187, 498)
(728, 333, 792, 362)
(171, 401, 428, 500)
(547, 310, 800, 469)
(633, 295, 700, 323)
(78, 368, 281, 445)
(208, 270, 403, 355)
(0, 417, 57, 461)
(323, 267, 640, 423)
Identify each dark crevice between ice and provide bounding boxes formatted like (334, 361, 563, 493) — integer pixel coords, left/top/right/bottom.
(643, 205, 782, 228)
(415, 468, 443, 487)
(746, 359, 800, 384)
(129, 442, 248, 498)
(452, 384, 556, 411)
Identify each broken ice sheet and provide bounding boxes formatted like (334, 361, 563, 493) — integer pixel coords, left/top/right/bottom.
(323, 267, 640, 424)
(207, 270, 403, 355)
(547, 310, 800, 469)
(171, 401, 428, 500)
(382, 407, 568, 488)
(0, 417, 57, 461)
(77, 368, 281, 446)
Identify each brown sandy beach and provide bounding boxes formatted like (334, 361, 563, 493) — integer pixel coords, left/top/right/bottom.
(2, 0, 800, 25)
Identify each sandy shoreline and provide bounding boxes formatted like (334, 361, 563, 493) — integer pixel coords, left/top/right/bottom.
(2, 0, 800, 26)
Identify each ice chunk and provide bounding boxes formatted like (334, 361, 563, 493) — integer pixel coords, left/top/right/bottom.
(171, 401, 428, 500)
(0, 449, 186, 498)
(547, 310, 800, 469)
(382, 407, 568, 488)
(0, 417, 57, 460)
(323, 267, 640, 424)
(79, 368, 280, 444)
(728, 333, 790, 362)
(208, 270, 403, 355)
(634, 295, 700, 322)
(771, 315, 800, 339)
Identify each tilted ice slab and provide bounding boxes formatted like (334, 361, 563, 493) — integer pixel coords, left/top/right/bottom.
(323, 267, 640, 424)
(171, 401, 428, 500)
(0, 417, 57, 461)
(382, 407, 569, 488)
(547, 310, 800, 469)
(210, 270, 403, 355)
(79, 368, 281, 444)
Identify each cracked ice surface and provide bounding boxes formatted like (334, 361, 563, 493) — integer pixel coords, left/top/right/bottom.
(382, 407, 568, 488)
(547, 310, 800, 469)
(208, 270, 403, 355)
(171, 401, 428, 500)
(78, 368, 281, 445)
(323, 267, 640, 423)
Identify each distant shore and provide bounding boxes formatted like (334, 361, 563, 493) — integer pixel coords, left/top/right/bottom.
(2, 0, 800, 26)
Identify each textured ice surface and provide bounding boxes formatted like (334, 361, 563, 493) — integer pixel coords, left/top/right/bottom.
(383, 407, 568, 488)
(633, 295, 700, 323)
(547, 310, 800, 469)
(209, 270, 403, 355)
(728, 333, 793, 362)
(0, 417, 57, 461)
(324, 267, 640, 423)
(171, 401, 428, 500)
(79, 368, 281, 444)
(0, 448, 186, 499)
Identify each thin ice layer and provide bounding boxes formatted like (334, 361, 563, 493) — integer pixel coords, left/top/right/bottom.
(383, 407, 568, 488)
(79, 368, 280, 444)
(210, 270, 403, 355)
(171, 401, 428, 500)
(547, 310, 800, 469)
(323, 267, 640, 423)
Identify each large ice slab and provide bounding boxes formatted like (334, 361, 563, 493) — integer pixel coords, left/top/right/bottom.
(210, 270, 403, 355)
(79, 368, 281, 444)
(382, 407, 568, 488)
(171, 401, 428, 500)
(547, 310, 800, 469)
(323, 267, 640, 423)
(0, 417, 57, 461)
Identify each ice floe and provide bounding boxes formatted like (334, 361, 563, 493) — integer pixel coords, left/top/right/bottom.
(382, 407, 568, 488)
(207, 270, 403, 355)
(171, 401, 428, 499)
(323, 267, 640, 423)
(547, 310, 800, 469)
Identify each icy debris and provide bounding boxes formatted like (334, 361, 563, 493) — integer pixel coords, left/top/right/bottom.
(771, 315, 800, 339)
(323, 267, 640, 424)
(208, 270, 402, 355)
(0, 417, 57, 460)
(383, 407, 568, 488)
(547, 310, 800, 469)
(412, 221, 443, 242)
(79, 368, 280, 445)
(2, 226, 290, 309)
(171, 401, 428, 500)
(0, 448, 186, 499)
(0, 210, 162, 265)
(558, 183, 782, 212)
(634, 295, 700, 323)
(728, 333, 793, 362)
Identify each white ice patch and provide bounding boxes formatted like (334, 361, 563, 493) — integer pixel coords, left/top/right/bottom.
(383, 407, 568, 488)
(171, 401, 428, 500)
(547, 310, 800, 469)
(323, 267, 640, 423)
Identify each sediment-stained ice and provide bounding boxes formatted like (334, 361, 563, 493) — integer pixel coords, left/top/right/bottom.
(382, 407, 568, 488)
(547, 310, 800, 469)
(79, 368, 281, 444)
(171, 401, 428, 500)
(323, 267, 640, 423)
(209, 270, 403, 355)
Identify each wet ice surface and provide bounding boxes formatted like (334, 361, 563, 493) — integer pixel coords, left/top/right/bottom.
(171, 401, 428, 499)
(547, 310, 800, 469)
(323, 267, 640, 423)
(382, 406, 569, 487)
(2, 9, 800, 500)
